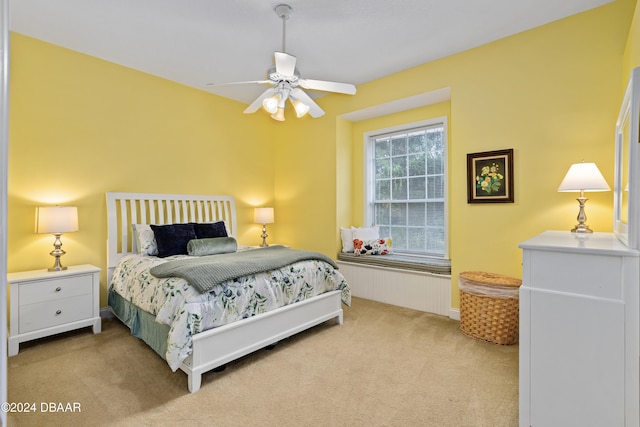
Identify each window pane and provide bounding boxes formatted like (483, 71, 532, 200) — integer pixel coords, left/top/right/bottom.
(427, 227, 444, 252)
(427, 175, 443, 199)
(408, 177, 426, 199)
(376, 179, 390, 200)
(392, 178, 407, 200)
(390, 203, 407, 225)
(390, 226, 407, 249)
(391, 136, 407, 156)
(376, 158, 391, 180)
(375, 139, 390, 159)
(408, 132, 426, 154)
(392, 156, 406, 178)
(408, 203, 426, 226)
(408, 226, 426, 251)
(427, 202, 444, 227)
(408, 153, 425, 176)
(375, 203, 390, 225)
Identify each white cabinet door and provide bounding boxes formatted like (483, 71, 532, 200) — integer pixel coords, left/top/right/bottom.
(528, 289, 625, 427)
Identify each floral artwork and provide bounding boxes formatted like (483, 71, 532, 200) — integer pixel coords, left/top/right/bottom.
(467, 149, 514, 203)
(476, 162, 504, 195)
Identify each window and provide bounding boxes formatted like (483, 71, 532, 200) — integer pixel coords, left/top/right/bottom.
(365, 118, 448, 258)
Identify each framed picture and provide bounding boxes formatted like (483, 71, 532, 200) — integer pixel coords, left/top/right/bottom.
(467, 149, 514, 203)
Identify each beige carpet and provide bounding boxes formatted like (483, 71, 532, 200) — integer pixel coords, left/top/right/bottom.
(7, 297, 518, 427)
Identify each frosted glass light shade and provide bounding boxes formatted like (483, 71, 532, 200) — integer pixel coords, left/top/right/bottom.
(292, 99, 310, 118)
(35, 206, 79, 234)
(254, 207, 274, 225)
(262, 96, 279, 114)
(271, 107, 285, 121)
(558, 162, 610, 192)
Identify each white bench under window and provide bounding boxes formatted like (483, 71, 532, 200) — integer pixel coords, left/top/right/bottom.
(336, 253, 452, 317)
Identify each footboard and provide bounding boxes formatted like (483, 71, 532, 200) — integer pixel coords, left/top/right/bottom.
(180, 290, 343, 393)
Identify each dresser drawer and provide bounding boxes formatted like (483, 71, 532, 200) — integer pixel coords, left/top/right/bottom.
(18, 275, 91, 305)
(18, 294, 94, 334)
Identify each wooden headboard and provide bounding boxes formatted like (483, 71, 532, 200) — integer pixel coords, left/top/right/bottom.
(106, 192, 237, 279)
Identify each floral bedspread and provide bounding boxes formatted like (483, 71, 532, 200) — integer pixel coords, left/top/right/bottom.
(109, 253, 351, 371)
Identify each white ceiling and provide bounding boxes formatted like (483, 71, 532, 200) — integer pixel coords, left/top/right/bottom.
(10, 0, 613, 106)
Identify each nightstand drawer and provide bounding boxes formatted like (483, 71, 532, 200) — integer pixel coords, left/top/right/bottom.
(18, 275, 91, 305)
(18, 294, 93, 334)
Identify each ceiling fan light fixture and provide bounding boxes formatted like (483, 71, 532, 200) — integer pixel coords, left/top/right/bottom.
(291, 98, 310, 118)
(262, 95, 280, 114)
(271, 107, 286, 121)
(208, 3, 355, 121)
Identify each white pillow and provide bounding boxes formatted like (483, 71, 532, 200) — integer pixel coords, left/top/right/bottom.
(340, 225, 380, 252)
(340, 227, 356, 252)
(353, 225, 379, 241)
(132, 224, 158, 256)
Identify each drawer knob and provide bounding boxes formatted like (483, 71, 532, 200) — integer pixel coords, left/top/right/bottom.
(55, 287, 62, 292)
(55, 310, 62, 315)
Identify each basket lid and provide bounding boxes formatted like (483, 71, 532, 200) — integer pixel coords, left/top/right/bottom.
(459, 271, 521, 287)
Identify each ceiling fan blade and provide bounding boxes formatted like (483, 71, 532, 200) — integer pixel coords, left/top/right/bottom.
(244, 88, 278, 114)
(291, 88, 325, 118)
(207, 80, 271, 86)
(298, 78, 356, 95)
(274, 52, 297, 77)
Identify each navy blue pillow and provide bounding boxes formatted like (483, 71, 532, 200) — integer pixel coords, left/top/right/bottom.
(193, 221, 228, 238)
(150, 223, 197, 257)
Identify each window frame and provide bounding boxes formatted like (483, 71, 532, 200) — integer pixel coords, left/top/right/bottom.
(363, 117, 449, 259)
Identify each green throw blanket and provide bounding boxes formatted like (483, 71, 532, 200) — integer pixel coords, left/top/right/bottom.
(149, 245, 339, 293)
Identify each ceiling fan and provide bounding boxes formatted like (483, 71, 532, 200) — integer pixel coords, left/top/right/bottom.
(208, 4, 356, 121)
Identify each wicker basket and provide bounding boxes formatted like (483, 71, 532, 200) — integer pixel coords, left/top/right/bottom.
(459, 271, 522, 345)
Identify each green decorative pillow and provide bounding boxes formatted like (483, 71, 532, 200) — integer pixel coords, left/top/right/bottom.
(187, 237, 238, 256)
(353, 237, 392, 256)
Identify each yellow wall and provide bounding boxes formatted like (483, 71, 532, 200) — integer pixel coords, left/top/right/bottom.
(275, 0, 634, 308)
(8, 0, 637, 310)
(624, 0, 640, 78)
(8, 34, 276, 304)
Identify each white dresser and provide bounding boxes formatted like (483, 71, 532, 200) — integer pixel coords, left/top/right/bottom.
(519, 231, 639, 427)
(7, 264, 101, 356)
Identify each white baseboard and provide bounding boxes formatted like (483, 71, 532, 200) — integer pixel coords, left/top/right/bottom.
(449, 308, 460, 321)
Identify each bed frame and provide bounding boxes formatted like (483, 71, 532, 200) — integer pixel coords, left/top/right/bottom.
(106, 192, 344, 392)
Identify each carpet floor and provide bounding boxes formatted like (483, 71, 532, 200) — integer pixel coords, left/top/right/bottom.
(7, 297, 518, 426)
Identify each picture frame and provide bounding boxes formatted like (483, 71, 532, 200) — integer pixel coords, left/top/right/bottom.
(467, 149, 514, 203)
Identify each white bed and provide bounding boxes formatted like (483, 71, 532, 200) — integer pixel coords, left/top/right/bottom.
(106, 192, 348, 393)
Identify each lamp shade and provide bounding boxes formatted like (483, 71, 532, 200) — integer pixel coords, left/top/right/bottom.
(254, 207, 274, 225)
(262, 96, 279, 114)
(557, 162, 610, 192)
(35, 206, 79, 234)
(292, 99, 310, 118)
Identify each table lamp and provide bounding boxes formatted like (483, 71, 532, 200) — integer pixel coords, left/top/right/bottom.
(254, 207, 274, 247)
(35, 206, 79, 271)
(557, 162, 610, 233)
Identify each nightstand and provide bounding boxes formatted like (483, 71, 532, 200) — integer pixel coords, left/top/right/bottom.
(7, 264, 101, 356)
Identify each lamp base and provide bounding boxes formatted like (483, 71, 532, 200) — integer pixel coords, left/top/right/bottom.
(569, 195, 594, 234)
(570, 224, 593, 233)
(48, 234, 68, 272)
(260, 225, 269, 247)
(48, 255, 68, 272)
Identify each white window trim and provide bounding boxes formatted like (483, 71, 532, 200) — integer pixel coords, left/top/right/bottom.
(363, 116, 449, 259)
